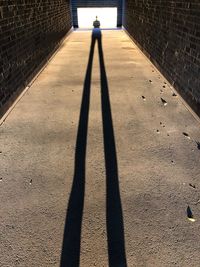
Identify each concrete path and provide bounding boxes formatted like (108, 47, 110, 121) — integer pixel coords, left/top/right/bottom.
(1, 30, 200, 267)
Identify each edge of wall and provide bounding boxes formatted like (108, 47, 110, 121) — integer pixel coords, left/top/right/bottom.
(0, 27, 73, 125)
(123, 27, 200, 121)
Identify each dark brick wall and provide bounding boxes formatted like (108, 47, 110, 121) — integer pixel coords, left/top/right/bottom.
(124, 1, 200, 115)
(0, 0, 72, 117)
(71, 0, 123, 27)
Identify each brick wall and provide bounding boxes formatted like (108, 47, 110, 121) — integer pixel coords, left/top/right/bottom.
(71, 0, 123, 27)
(124, 1, 200, 116)
(0, 0, 72, 118)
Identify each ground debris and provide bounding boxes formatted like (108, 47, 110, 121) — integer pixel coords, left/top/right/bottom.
(187, 206, 196, 222)
(196, 142, 200, 150)
(183, 132, 190, 139)
(189, 183, 196, 189)
(194, 200, 200, 205)
(161, 98, 167, 106)
(142, 96, 146, 101)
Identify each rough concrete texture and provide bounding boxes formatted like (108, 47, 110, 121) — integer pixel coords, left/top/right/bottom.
(1, 30, 200, 267)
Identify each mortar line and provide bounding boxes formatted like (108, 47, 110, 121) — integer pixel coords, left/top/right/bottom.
(123, 27, 200, 125)
(0, 27, 73, 126)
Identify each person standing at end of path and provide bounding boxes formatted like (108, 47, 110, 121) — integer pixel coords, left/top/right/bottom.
(93, 16, 100, 28)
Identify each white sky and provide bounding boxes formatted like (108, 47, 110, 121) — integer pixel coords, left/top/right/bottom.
(77, 8, 117, 28)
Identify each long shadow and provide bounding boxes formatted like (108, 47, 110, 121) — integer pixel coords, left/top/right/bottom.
(60, 29, 127, 267)
(97, 33, 127, 267)
(60, 36, 95, 267)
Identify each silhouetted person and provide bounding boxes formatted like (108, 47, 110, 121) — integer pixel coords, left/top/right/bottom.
(93, 16, 100, 28)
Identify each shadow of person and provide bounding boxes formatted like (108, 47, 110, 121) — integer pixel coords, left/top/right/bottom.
(92, 28, 102, 39)
(60, 30, 95, 267)
(60, 29, 127, 267)
(97, 30, 127, 267)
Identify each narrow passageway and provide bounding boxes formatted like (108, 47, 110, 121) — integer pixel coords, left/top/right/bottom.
(0, 30, 200, 267)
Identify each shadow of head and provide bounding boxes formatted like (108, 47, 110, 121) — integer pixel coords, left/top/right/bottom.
(92, 28, 102, 40)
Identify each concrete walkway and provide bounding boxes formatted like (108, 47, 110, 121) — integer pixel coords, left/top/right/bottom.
(1, 30, 200, 267)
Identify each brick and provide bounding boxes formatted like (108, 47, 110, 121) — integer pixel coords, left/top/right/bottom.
(0, 0, 72, 117)
(124, 0, 200, 114)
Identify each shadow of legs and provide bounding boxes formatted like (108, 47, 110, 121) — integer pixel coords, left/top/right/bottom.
(98, 37, 127, 267)
(60, 30, 127, 267)
(60, 38, 96, 267)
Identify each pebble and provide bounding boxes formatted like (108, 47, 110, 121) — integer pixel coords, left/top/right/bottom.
(161, 98, 167, 106)
(182, 132, 190, 139)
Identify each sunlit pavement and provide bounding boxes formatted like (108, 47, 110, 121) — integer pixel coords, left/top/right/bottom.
(1, 30, 200, 267)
